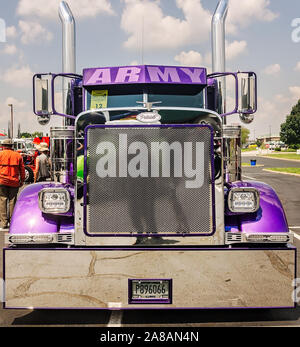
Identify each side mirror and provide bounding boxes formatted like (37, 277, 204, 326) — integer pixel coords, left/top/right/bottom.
(52, 75, 75, 117)
(207, 71, 257, 120)
(33, 73, 82, 120)
(238, 72, 257, 123)
(37, 114, 51, 126)
(239, 112, 254, 124)
(33, 74, 52, 117)
(207, 72, 239, 117)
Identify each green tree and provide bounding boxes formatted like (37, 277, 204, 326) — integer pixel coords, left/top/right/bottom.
(256, 139, 263, 148)
(241, 127, 250, 145)
(280, 99, 300, 148)
(31, 131, 43, 138)
(20, 132, 32, 138)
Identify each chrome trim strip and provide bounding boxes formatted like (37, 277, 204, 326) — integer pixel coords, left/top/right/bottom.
(5, 232, 75, 246)
(225, 232, 293, 245)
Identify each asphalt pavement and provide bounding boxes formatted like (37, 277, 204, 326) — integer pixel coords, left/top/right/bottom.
(1, 154, 300, 327)
(242, 154, 300, 228)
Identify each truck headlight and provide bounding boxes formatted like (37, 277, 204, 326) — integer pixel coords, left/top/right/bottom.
(38, 188, 71, 214)
(228, 187, 259, 213)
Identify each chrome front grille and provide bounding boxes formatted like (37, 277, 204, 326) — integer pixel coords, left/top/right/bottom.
(85, 125, 215, 237)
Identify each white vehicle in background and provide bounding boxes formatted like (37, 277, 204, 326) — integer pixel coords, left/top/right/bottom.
(12, 138, 35, 153)
(268, 142, 276, 150)
(12, 138, 36, 183)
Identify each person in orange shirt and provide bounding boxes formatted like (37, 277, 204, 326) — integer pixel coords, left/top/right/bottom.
(0, 139, 25, 230)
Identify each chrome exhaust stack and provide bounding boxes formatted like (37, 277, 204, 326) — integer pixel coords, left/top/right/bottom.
(212, 1, 240, 183)
(211, 0, 228, 121)
(59, 1, 76, 76)
(212, 0, 228, 74)
(50, 1, 76, 184)
(59, 1, 76, 123)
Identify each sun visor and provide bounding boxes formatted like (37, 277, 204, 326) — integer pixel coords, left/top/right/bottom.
(83, 65, 207, 88)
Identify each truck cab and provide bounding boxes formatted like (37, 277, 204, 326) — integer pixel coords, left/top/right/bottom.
(3, 0, 296, 311)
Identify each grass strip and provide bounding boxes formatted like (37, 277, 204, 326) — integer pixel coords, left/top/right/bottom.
(265, 168, 300, 175)
(262, 153, 300, 160)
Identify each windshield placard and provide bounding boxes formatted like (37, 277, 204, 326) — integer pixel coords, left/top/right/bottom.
(90, 90, 108, 109)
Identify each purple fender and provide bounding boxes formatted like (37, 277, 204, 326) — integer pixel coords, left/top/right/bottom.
(10, 183, 74, 235)
(225, 181, 289, 234)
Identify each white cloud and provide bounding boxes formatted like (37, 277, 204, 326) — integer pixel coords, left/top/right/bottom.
(121, 0, 211, 50)
(226, 40, 247, 60)
(294, 61, 300, 72)
(2, 44, 17, 55)
(17, 0, 115, 19)
(6, 26, 17, 39)
(1, 65, 34, 88)
(0, 97, 62, 135)
(246, 87, 299, 137)
(227, 0, 279, 35)
(275, 94, 291, 104)
(18, 20, 53, 45)
(5, 97, 27, 109)
(273, 88, 300, 106)
(244, 97, 286, 137)
(174, 50, 203, 66)
(0, 97, 28, 135)
(121, 0, 277, 51)
(262, 63, 281, 75)
(173, 41, 246, 70)
(289, 86, 300, 102)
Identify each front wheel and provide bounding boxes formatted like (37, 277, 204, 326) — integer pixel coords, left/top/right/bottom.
(24, 166, 34, 183)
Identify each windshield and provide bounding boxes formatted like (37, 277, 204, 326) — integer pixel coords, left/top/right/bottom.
(85, 86, 205, 110)
(86, 89, 143, 109)
(148, 92, 203, 108)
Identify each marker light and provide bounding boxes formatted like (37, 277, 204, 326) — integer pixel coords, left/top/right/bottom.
(228, 187, 259, 213)
(38, 188, 71, 214)
(8, 234, 54, 244)
(246, 233, 290, 243)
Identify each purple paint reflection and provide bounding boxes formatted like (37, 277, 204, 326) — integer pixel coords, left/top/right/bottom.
(226, 181, 289, 234)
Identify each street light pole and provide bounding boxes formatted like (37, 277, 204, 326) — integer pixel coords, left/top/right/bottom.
(8, 104, 13, 139)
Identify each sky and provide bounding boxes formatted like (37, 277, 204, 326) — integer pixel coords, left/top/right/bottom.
(0, 0, 300, 139)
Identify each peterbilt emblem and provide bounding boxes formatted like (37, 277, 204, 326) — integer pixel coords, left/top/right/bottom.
(136, 112, 161, 123)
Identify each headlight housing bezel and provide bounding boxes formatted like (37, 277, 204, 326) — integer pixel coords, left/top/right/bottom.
(38, 188, 71, 214)
(227, 187, 260, 214)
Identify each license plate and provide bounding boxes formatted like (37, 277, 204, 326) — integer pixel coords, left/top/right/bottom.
(129, 279, 172, 304)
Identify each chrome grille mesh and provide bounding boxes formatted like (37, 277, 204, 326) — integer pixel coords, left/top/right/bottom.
(85, 125, 214, 236)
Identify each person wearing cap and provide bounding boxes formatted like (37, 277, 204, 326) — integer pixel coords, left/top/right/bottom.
(34, 142, 51, 183)
(0, 139, 25, 230)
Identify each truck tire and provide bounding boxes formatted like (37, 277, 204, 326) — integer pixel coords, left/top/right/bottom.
(24, 166, 34, 183)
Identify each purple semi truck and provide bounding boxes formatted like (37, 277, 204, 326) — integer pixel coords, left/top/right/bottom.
(3, 1, 296, 310)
